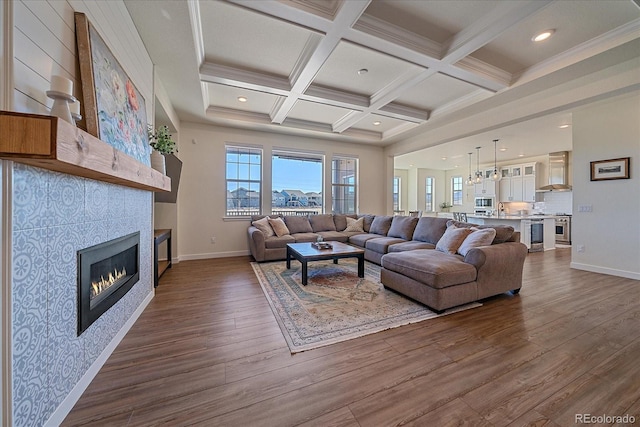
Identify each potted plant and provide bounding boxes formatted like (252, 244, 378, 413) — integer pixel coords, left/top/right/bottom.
(440, 202, 452, 212)
(148, 125, 176, 174)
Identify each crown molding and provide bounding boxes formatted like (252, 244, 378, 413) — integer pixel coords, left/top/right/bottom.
(200, 62, 291, 95)
(187, 0, 204, 66)
(353, 14, 441, 59)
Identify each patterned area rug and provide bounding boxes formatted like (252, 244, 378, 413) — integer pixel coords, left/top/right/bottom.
(252, 258, 481, 353)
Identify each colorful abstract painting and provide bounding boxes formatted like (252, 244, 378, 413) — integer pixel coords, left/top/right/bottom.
(88, 24, 151, 166)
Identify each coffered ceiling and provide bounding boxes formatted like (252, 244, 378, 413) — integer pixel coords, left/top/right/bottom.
(126, 0, 640, 164)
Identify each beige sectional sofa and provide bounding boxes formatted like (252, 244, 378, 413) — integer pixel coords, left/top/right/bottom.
(247, 213, 527, 312)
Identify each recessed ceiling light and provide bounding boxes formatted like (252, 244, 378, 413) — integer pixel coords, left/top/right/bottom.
(441, 156, 447, 160)
(357, 68, 368, 75)
(237, 96, 247, 102)
(499, 147, 508, 152)
(558, 124, 570, 129)
(373, 121, 381, 126)
(532, 29, 555, 42)
(518, 154, 525, 157)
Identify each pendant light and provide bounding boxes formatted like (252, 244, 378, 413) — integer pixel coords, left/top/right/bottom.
(474, 146, 483, 184)
(491, 139, 501, 182)
(465, 152, 474, 186)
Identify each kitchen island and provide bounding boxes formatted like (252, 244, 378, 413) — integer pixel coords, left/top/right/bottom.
(466, 214, 556, 251)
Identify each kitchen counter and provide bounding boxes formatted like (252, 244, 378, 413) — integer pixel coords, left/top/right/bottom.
(467, 214, 557, 220)
(466, 215, 556, 251)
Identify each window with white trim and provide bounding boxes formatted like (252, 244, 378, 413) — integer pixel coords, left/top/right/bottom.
(225, 146, 262, 216)
(393, 177, 401, 212)
(425, 177, 435, 212)
(452, 176, 463, 206)
(331, 156, 357, 214)
(272, 150, 323, 215)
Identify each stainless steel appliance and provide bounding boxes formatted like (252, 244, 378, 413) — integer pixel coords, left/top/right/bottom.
(522, 219, 544, 252)
(555, 214, 572, 245)
(474, 197, 495, 215)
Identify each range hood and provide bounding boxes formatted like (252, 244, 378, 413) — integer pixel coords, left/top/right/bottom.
(537, 151, 572, 192)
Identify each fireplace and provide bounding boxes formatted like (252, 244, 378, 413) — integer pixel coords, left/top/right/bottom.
(77, 232, 140, 335)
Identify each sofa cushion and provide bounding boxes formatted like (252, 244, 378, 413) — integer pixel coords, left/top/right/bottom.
(381, 250, 477, 289)
(358, 214, 376, 232)
(349, 233, 384, 247)
(387, 241, 436, 252)
(436, 225, 472, 254)
(252, 216, 274, 238)
(264, 234, 295, 248)
(284, 216, 313, 234)
(291, 232, 319, 243)
(268, 217, 290, 237)
(365, 237, 407, 254)
(412, 217, 450, 244)
(344, 217, 365, 232)
(316, 231, 349, 242)
(447, 220, 514, 244)
(388, 216, 419, 240)
(370, 215, 393, 236)
(333, 214, 358, 231)
(309, 214, 336, 232)
(457, 227, 496, 256)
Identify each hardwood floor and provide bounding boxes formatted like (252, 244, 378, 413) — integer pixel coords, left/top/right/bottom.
(62, 249, 640, 426)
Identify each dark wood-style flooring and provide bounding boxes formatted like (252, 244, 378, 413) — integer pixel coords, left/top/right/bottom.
(63, 248, 640, 426)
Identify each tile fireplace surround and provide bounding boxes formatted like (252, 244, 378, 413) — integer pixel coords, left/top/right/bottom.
(11, 162, 153, 426)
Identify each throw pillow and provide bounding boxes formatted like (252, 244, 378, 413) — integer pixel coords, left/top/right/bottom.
(252, 216, 275, 238)
(457, 227, 497, 257)
(435, 225, 472, 254)
(283, 216, 313, 234)
(268, 217, 290, 237)
(369, 215, 393, 235)
(344, 217, 365, 232)
(309, 214, 337, 232)
(387, 216, 419, 240)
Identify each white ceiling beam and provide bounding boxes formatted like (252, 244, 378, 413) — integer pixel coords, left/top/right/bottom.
(441, 0, 554, 63)
(332, 69, 433, 132)
(270, 0, 372, 124)
(200, 62, 291, 95)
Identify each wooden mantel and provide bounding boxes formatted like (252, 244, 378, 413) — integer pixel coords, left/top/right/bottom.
(0, 111, 170, 192)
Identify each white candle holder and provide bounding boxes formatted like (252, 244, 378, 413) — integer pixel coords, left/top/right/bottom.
(46, 90, 76, 126)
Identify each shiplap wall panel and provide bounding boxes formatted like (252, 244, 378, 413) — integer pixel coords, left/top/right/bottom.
(13, 59, 51, 108)
(21, 0, 76, 55)
(13, 90, 50, 115)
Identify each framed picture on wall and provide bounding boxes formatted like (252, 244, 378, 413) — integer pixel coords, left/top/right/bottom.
(74, 12, 151, 166)
(590, 157, 630, 181)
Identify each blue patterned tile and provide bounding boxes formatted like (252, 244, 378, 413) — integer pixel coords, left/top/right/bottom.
(85, 180, 111, 222)
(48, 171, 85, 226)
(13, 227, 50, 427)
(13, 164, 49, 230)
(108, 183, 126, 218)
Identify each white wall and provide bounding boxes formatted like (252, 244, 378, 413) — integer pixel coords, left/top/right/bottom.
(571, 92, 640, 280)
(177, 123, 386, 260)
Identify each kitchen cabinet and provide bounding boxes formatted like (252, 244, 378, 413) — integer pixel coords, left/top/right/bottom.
(474, 178, 496, 197)
(497, 162, 537, 202)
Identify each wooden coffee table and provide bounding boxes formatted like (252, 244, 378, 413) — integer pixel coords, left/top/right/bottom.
(286, 242, 365, 286)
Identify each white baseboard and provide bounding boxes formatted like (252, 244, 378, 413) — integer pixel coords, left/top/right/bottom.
(570, 262, 640, 281)
(179, 250, 250, 261)
(44, 290, 154, 427)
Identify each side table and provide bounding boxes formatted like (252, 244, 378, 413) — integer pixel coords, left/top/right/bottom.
(154, 229, 172, 287)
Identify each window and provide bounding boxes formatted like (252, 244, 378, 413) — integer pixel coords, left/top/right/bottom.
(425, 177, 435, 212)
(452, 176, 463, 206)
(393, 177, 401, 212)
(226, 146, 262, 216)
(272, 150, 323, 215)
(332, 156, 357, 214)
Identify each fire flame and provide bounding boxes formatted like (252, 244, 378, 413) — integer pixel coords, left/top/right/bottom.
(91, 266, 127, 299)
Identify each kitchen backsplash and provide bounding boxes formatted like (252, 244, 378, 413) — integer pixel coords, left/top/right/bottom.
(541, 191, 573, 214)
